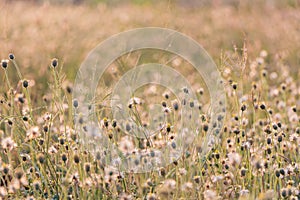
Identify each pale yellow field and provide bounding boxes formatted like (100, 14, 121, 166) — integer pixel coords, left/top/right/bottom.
(0, 1, 299, 200)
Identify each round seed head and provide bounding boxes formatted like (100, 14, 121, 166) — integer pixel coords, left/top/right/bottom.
(9, 53, 15, 60)
(51, 58, 58, 68)
(23, 80, 29, 88)
(1, 59, 8, 69)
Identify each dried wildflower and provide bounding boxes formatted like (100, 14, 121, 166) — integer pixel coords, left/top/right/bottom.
(1, 59, 9, 69)
(281, 188, 288, 198)
(26, 126, 40, 140)
(51, 58, 58, 68)
(61, 153, 68, 163)
(166, 123, 171, 133)
(119, 136, 134, 153)
(241, 168, 247, 177)
(163, 179, 176, 190)
(33, 180, 41, 190)
(292, 105, 297, 113)
(37, 153, 45, 164)
(178, 168, 187, 176)
(171, 99, 179, 111)
(241, 103, 247, 112)
(43, 112, 52, 121)
(22, 80, 29, 88)
(73, 154, 80, 164)
(182, 87, 189, 94)
(48, 145, 58, 154)
(146, 193, 157, 200)
(181, 182, 193, 192)
(261, 69, 268, 77)
(8, 53, 15, 60)
(112, 119, 117, 128)
(227, 152, 241, 166)
(73, 99, 79, 108)
(203, 189, 217, 200)
(193, 176, 201, 184)
(1, 137, 17, 151)
(211, 175, 224, 183)
(1, 164, 10, 175)
(0, 187, 7, 197)
(239, 189, 249, 197)
(231, 82, 237, 90)
(84, 163, 91, 173)
(163, 91, 170, 99)
(119, 193, 132, 200)
(159, 168, 166, 177)
(260, 102, 266, 110)
(128, 97, 143, 107)
(163, 106, 172, 114)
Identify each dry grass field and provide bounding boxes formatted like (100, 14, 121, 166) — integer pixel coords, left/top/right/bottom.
(0, 0, 299, 199)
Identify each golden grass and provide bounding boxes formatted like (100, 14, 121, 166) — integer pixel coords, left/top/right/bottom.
(0, 1, 299, 199)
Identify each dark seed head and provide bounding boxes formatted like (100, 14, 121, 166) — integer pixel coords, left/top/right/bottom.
(279, 168, 285, 176)
(73, 99, 78, 108)
(3, 166, 9, 174)
(84, 163, 91, 173)
(1, 60, 8, 69)
(241, 104, 247, 112)
(241, 168, 247, 177)
(51, 58, 58, 68)
(38, 154, 45, 164)
(278, 135, 283, 143)
(15, 170, 23, 179)
(232, 82, 237, 90)
(23, 80, 29, 88)
(189, 100, 194, 108)
(172, 101, 179, 111)
(74, 154, 80, 164)
(23, 116, 28, 122)
(260, 103, 266, 110)
(9, 53, 15, 60)
(62, 154, 68, 163)
(22, 156, 27, 162)
(281, 189, 287, 198)
(203, 124, 209, 132)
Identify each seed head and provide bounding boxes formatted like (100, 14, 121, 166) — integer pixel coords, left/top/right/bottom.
(84, 163, 91, 173)
(73, 99, 78, 108)
(241, 104, 247, 112)
(37, 153, 45, 164)
(8, 53, 15, 60)
(112, 119, 117, 128)
(62, 153, 68, 163)
(1, 59, 9, 69)
(73, 154, 80, 164)
(15, 170, 23, 180)
(241, 168, 247, 177)
(51, 58, 58, 68)
(172, 100, 179, 111)
(23, 80, 29, 88)
(260, 103, 266, 110)
(231, 82, 237, 90)
(292, 105, 297, 113)
(166, 123, 171, 133)
(193, 176, 201, 184)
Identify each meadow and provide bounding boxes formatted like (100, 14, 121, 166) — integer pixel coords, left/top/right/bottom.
(0, 0, 299, 199)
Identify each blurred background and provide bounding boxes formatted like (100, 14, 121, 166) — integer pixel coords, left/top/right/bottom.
(0, 0, 299, 87)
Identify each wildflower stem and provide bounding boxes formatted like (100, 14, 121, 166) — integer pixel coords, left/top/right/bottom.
(11, 60, 23, 80)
